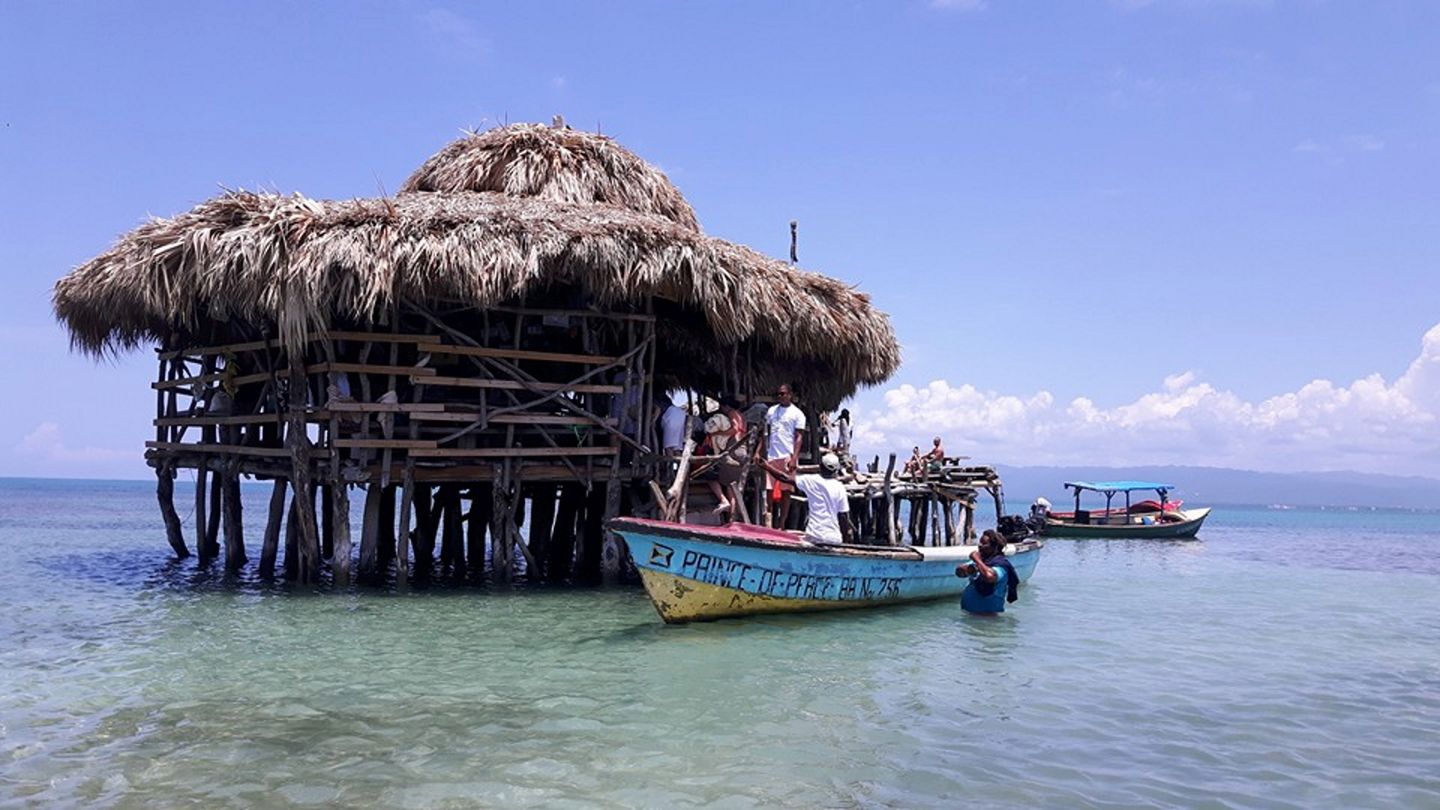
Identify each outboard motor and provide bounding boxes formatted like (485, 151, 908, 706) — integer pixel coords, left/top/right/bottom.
(997, 514, 1033, 541)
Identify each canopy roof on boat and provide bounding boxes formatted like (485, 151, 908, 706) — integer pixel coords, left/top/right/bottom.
(1064, 480, 1176, 494)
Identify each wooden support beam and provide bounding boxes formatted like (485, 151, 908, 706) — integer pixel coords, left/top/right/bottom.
(332, 438, 437, 450)
(527, 484, 557, 581)
(222, 461, 246, 571)
(194, 463, 210, 564)
(206, 471, 223, 560)
(409, 412, 618, 426)
(439, 485, 464, 575)
(411, 376, 622, 395)
(408, 446, 618, 459)
(147, 441, 303, 459)
(325, 484, 348, 585)
(154, 414, 284, 427)
(326, 401, 445, 413)
(466, 484, 491, 580)
(155, 462, 189, 559)
(416, 343, 620, 366)
(287, 360, 322, 584)
(259, 478, 287, 577)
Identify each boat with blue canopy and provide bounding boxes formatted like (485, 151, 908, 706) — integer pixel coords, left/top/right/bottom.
(1037, 480, 1210, 538)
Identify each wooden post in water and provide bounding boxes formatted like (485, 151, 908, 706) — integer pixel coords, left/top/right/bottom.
(378, 484, 397, 568)
(286, 355, 322, 584)
(549, 484, 581, 582)
(194, 463, 210, 564)
(413, 484, 436, 577)
(332, 483, 353, 585)
(222, 459, 246, 571)
(396, 467, 415, 581)
(320, 484, 335, 560)
(284, 494, 300, 580)
(155, 461, 189, 559)
(466, 484, 492, 580)
(205, 471, 223, 560)
(440, 484, 464, 576)
(357, 483, 381, 577)
(527, 484, 556, 582)
(259, 478, 287, 577)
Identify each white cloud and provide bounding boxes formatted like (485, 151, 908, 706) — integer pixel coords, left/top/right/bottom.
(15, 422, 133, 466)
(550, 76, 568, 90)
(851, 323, 1440, 476)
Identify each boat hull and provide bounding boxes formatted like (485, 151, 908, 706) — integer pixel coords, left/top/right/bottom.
(1041, 508, 1210, 539)
(609, 518, 1041, 623)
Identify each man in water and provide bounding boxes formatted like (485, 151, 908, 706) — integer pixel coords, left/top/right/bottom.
(956, 530, 1019, 604)
(760, 383, 806, 528)
(791, 452, 854, 545)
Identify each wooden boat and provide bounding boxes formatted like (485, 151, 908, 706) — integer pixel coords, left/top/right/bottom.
(1039, 480, 1211, 539)
(608, 517, 1043, 624)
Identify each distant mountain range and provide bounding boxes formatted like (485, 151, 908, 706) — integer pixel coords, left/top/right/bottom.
(993, 465, 1440, 510)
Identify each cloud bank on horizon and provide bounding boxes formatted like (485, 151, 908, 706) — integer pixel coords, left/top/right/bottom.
(853, 323, 1440, 477)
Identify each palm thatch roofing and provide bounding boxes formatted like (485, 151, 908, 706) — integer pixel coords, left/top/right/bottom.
(53, 123, 899, 407)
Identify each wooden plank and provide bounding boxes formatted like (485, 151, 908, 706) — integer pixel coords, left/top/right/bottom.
(332, 439, 437, 450)
(317, 362, 436, 377)
(151, 370, 276, 391)
(146, 441, 310, 459)
(326, 401, 445, 413)
(416, 343, 619, 366)
(409, 412, 618, 426)
(155, 414, 283, 427)
(408, 446, 619, 458)
(412, 376, 622, 395)
(159, 338, 280, 360)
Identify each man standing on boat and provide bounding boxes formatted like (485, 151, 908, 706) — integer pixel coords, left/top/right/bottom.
(793, 453, 854, 545)
(760, 383, 806, 528)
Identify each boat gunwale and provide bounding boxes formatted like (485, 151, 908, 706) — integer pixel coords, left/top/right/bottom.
(608, 516, 1043, 559)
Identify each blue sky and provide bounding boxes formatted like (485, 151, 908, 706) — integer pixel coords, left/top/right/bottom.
(3, 0, 1439, 478)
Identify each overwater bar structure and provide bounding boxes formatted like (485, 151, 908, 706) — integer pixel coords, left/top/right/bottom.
(53, 122, 919, 585)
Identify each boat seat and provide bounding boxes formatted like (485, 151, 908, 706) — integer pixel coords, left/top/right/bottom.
(1074, 509, 1091, 525)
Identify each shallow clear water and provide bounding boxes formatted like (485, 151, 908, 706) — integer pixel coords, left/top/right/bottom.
(2, 479, 1438, 808)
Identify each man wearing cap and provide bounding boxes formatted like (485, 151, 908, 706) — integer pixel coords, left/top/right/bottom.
(792, 452, 854, 546)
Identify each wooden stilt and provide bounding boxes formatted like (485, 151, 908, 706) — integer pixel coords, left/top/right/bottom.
(527, 484, 557, 581)
(600, 481, 624, 584)
(286, 359, 322, 584)
(332, 483, 353, 585)
(490, 470, 510, 581)
(883, 453, 897, 546)
(222, 460, 246, 571)
(378, 485, 397, 567)
(466, 484, 491, 580)
(156, 462, 190, 559)
(414, 484, 436, 577)
(321, 484, 335, 560)
(549, 483, 581, 583)
(194, 463, 210, 564)
(440, 484, 464, 576)
(259, 478, 287, 577)
(578, 484, 606, 583)
(284, 494, 300, 580)
(205, 470, 223, 559)
(358, 483, 381, 577)
(396, 466, 415, 581)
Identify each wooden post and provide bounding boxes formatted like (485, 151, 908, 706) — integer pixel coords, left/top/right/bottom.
(600, 482, 625, 584)
(396, 466, 415, 581)
(550, 483, 581, 583)
(963, 502, 975, 543)
(440, 485, 464, 576)
(155, 462, 190, 559)
(883, 453, 897, 546)
(467, 484, 492, 580)
(284, 494, 300, 580)
(287, 357, 322, 584)
(379, 484, 397, 567)
(222, 460, 246, 571)
(259, 478, 287, 577)
(357, 483, 381, 577)
(490, 470, 510, 582)
(527, 484, 556, 582)
(320, 483, 335, 560)
(579, 483, 606, 584)
(205, 470, 223, 559)
(413, 484, 436, 577)
(332, 483, 354, 585)
(193, 465, 209, 564)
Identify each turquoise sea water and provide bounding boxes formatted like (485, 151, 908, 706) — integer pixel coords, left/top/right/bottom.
(1, 478, 1438, 808)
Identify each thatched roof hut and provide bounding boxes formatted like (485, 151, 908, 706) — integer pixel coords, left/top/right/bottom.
(54, 123, 898, 408)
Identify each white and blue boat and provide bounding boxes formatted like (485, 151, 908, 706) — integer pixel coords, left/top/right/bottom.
(608, 517, 1043, 624)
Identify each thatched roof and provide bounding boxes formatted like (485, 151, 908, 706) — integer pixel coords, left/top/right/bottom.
(53, 124, 899, 406)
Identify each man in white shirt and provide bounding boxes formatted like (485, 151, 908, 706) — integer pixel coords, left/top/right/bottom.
(659, 395, 690, 454)
(761, 383, 806, 528)
(793, 453, 853, 545)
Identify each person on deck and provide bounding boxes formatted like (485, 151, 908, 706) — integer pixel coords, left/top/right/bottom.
(903, 445, 923, 477)
(834, 408, 852, 455)
(956, 529, 1020, 604)
(792, 453, 854, 545)
(698, 396, 747, 520)
(922, 436, 946, 477)
(659, 394, 690, 455)
(759, 383, 806, 528)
